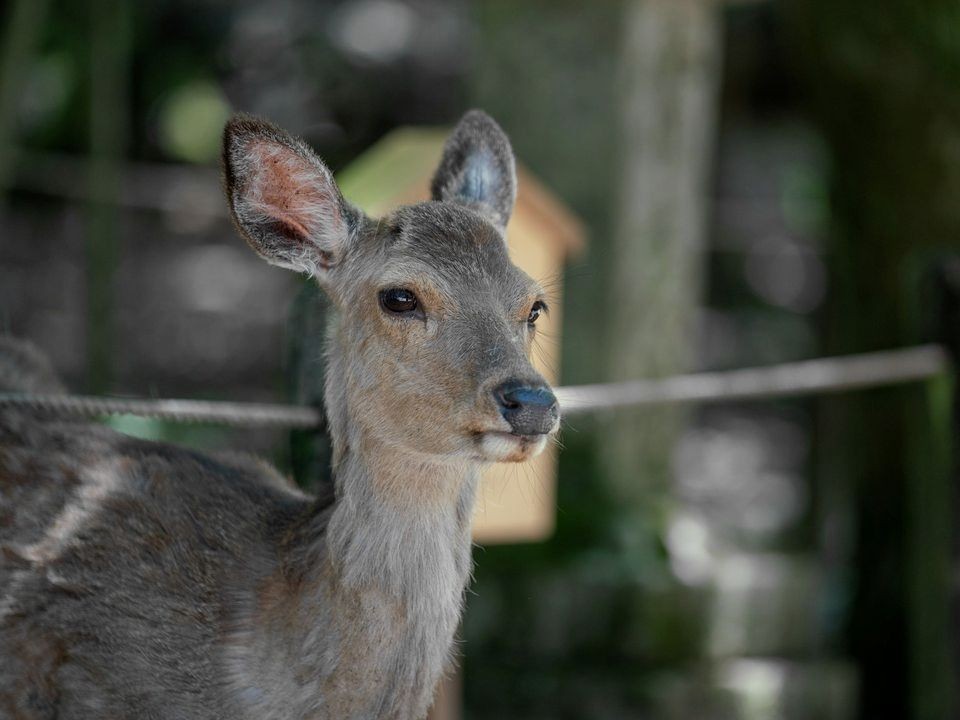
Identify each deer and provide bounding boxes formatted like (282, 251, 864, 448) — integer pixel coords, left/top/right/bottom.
(0, 110, 560, 719)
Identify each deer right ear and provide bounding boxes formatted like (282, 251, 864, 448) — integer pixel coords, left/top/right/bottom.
(430, 110, 517, 233)
(222, 115, 360, 280)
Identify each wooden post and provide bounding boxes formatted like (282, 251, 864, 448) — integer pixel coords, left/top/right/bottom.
(425, 660, 462, 720)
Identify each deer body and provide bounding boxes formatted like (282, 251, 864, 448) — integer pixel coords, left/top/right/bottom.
(0, 110, 559, 719)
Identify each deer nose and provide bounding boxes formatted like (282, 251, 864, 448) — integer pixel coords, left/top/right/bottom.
(493, 380, 559, 436)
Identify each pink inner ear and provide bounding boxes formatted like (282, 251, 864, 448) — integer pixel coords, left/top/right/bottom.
(246, 140, 341, 246)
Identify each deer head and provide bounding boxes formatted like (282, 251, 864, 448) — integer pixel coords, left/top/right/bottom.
(223, 111, 559, 467)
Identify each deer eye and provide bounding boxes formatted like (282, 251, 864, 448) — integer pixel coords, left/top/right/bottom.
(527, 300, 547, 326)
(380, 288, 419, 315)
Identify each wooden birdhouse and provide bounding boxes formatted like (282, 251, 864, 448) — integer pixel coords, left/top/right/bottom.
(335, 126, 586, 544)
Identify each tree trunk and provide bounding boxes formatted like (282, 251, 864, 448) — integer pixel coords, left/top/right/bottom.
(601, 0, 721, 514)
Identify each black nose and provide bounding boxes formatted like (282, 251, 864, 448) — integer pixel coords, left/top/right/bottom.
(493, 380, 559, 436)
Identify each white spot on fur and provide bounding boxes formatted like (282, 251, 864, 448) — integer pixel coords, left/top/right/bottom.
(29, 460, 124, 563)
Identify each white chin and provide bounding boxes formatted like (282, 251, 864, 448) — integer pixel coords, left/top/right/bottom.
(479, 432, 548, 462)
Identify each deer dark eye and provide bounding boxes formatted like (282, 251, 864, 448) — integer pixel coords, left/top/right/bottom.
(380, 288, 419, 315)
(528, 300, 546, 326)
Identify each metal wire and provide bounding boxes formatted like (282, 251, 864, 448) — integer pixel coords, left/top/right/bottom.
(556, 344, 950, 415)
(0, 345, 950, 427)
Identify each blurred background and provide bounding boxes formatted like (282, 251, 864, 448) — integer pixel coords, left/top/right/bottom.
(0, 0, 957, 718)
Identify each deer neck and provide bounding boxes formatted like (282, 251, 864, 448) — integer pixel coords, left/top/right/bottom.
(312, 332, 482, 715)
(326, 437, 479, 604)
(224, 342, 481, 718)
(295, 426, 478, 718)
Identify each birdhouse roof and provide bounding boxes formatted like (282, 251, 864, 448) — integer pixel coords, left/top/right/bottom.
(336, 127, 586, 257)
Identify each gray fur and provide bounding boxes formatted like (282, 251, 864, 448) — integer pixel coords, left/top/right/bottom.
(0, 110, 557, 719)
(430, 109, 517, 232)
(0, 337, 65, 395)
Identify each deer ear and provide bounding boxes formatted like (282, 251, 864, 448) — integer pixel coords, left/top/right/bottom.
(222, 114, 360, 280)
(430, 110, 517, 232)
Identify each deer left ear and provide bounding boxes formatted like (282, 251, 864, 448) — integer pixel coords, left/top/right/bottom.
(430, 110, 517, 233)
(222, 114, 361, 281)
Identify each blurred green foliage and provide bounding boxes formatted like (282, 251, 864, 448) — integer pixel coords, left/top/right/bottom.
(158, 79, 231, 163)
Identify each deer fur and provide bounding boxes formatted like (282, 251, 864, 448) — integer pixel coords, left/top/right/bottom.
(0, 110, 558, 719)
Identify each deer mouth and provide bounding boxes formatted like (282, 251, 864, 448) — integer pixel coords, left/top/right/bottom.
(474, 430, 550, 463)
